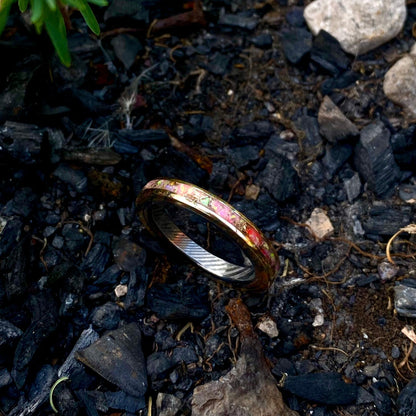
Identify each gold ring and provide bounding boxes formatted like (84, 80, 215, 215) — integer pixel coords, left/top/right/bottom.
(136, 178, 279, 291)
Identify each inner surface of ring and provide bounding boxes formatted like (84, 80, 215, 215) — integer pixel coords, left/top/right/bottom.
(151, 205, 255, 282)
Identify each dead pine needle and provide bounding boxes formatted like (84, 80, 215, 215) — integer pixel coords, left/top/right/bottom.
(386, 224, 416, 264)
(310, 345, 349, 357)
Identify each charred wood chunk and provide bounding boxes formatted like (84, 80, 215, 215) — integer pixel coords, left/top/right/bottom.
(281, 372, 358, 405)
(12, 291, 59, 389)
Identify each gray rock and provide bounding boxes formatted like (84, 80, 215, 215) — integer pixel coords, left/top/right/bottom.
(344, 172, 362, 202)
(354, 121, 401, 198)
(304, 0, 407, 55)
(377, 261, 399, 281)
(394, 279, 416, 318)
(383, 44, 416, 118)
(318, 96, 359, 142)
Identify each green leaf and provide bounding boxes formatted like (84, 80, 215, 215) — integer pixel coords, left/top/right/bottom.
(86, 0, 108, 7)
(18, 0, 29, 12)
(0, 0, 15, 35)
(45, 0, 57, 11)
(67, 0, 100, 34)
(30, 0, 44, 23)
(44, 7, 71, 66)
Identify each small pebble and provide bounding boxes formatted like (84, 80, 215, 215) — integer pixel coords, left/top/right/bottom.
(306, 208, 334, 240)
(257, 315, 279, 338)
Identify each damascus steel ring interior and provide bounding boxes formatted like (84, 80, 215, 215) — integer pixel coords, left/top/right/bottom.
(136, 178, 279, 291)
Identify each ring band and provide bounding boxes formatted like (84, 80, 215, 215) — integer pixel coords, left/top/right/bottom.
(136, 178, 279, 291)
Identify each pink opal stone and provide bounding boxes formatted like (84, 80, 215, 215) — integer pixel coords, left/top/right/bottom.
(246, 226, 262, 247)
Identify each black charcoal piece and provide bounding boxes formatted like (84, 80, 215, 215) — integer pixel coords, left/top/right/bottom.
(232, 120, 275, 145)
(0, 70, 33, 122)
(147, 281, 209, 320)
(12, 291, 59, 389)
(0, 319, 23, 348)
(8, 365, 56, 416)
(206, 52, 231, 76)
(0, 368, 12, 388)
(53, 164, 88, 193)
(147, 352, 176, 381)
(82, 243, 110, 276)
(111, 34, 143, 70)
(369, 385, 392, 416)
(354, 121, 401, 198)
(104, 0, 149, 22)
(104, 390, 146, 413)
(2, 235, 29, 300)
(172, 344, 198, 365)
(294, 113, 324, 159)
(59, 326, 100, 378)
(61, 147, 122, 166)
(322, 143, 353, 179)
(91, 302, 122, 330)
(250, 33, 273, 48)
(285, 7, 305, 27)
(362, 204, 411, 241)
(76, 323, 147, 399)
(256, 154, 299, 201)
(397, 376, 416, 416)
(0, 217, 23, 257)
(264, 134, 300, 161)
(391, 125, 416, 172)
(225, 145, 259, 169)
(311, 30, 351, 75)
(2, 187, 38, 218)
(280, 27, 312, 64)
(218, 13, 259, 30)
(282, 372, 358, 405)
(116, 129, 169, 144)
(0, 121, 45, 164)
(320, 71, 359, 95)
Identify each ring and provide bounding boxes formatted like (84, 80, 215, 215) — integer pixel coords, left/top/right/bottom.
(136, 178, 279, 291)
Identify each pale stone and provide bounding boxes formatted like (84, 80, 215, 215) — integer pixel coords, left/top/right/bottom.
(245, 183, 260, 200)
(304, 0, 407, 55)
(257, 315, 279, 338)
(318, 96, 359, 143)
(383, 48, 416, 118)
(305, 208, 334, 240)
(114, 284, 128, 298)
